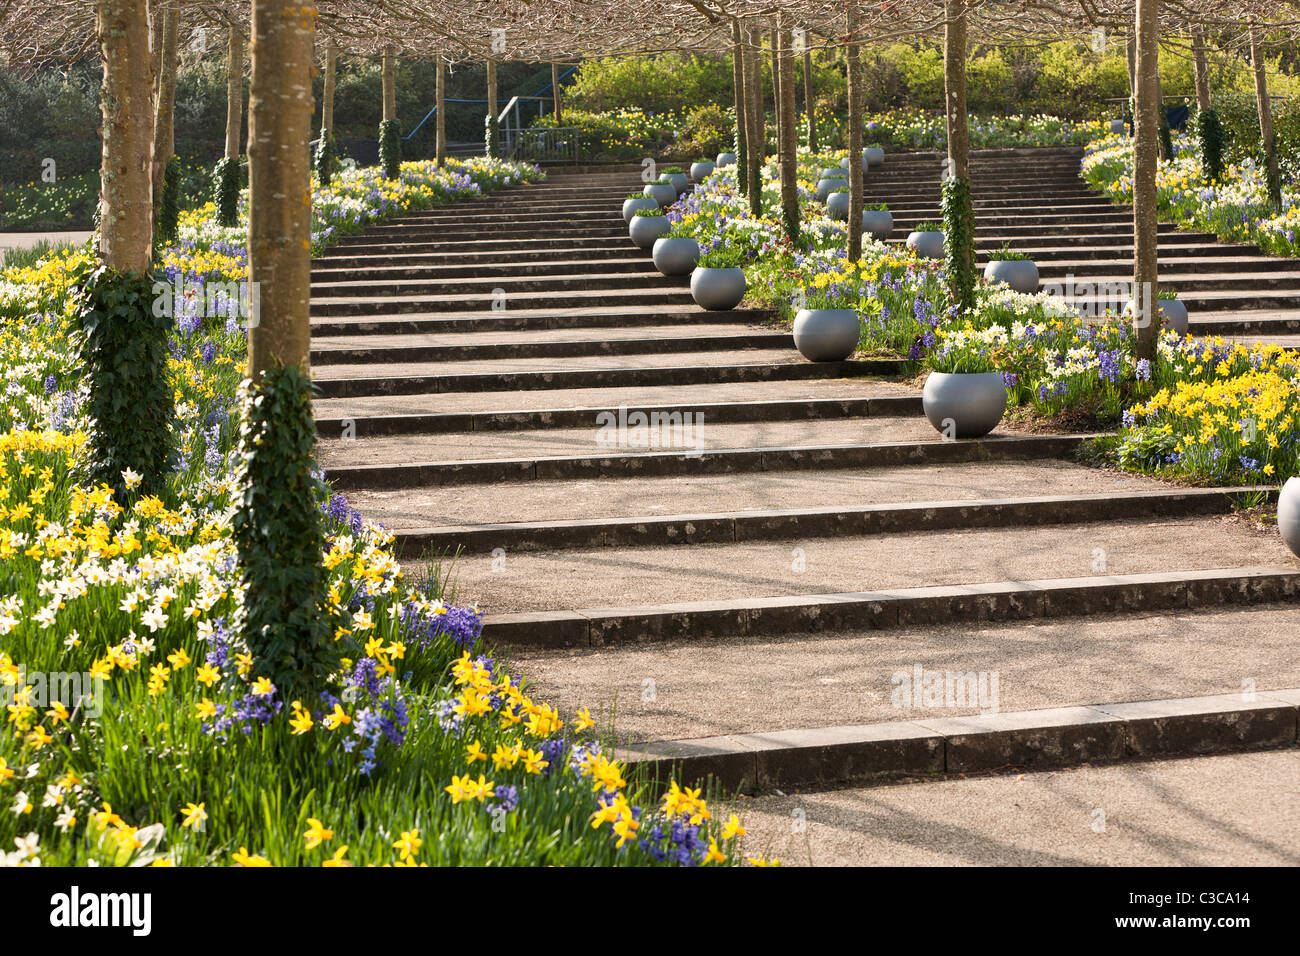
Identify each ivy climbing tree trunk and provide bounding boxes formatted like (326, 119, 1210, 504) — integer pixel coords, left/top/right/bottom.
(943, 0, 975, 314)
(746, 26, 765, 217)
(1249, 22, 1282, 211)
(485, 56, 499, 159)
(1192, 25, 1211, 112)
(802, 43, 816, 152)
(777, 18, 799, 244)
(98, 0, 154, 272)
(845, 0, 864, 261)
(247, 0, 316, 380)
(321, 37, 336, 137)
(151, 2, 178, 214)
(731, 19, 748, 196)
(1133, 0, 1161, 362)
(224, 21, 244, 159)
(436, 53, 446, 167)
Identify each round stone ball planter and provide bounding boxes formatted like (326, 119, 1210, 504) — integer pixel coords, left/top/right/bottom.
(622, 196, 659, 224)
(690, 160, 716, 181)
(922, 372, 1007, 439)
(651, 236, 700, 276)
(1278, 477, 1300, 558)
(644, 182, 677, 207)
(665, 171, 689, 196)
(1124, 298, 1189, 336)
(984, 259, 1040, 294)
(826, 191, 851, 221)
(816, 177, 848, 202)
(629, 214, 671, 249)
(907, 230, 945, 260)
(716, 151, 737, 167)
(690, 266, 747, 311)
(1109, 118, 1126, 134)
(839, 154, 871, 174)
(862, 209, 893, 240)
(793, 309, 860, 362)
(863, 147, 885, 167)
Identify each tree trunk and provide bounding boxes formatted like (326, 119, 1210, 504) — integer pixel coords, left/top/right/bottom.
(746, 27, 765, 217)
(731, 19, 749, 196)
(803, 44, 817, 152)
(1132, 0, 1161, 362)
(224, 22, 244, 159)
(435, 53, 446, 166)
(777, 18, 799, 243)
(770, 29, 781, 154)
(486, 57, 498, 124)
(321, 38, 336, 136)
(944, 0, 974, 312)
(382, 44, 396, 123)
(247, 0, 316, 379)
(552, 61, 562, 124)
(97, 0, 154, 273)
(1250, 23, 1282, 210)
(151, 3, 178, 211)
(1192, 25, 1211, 112)
(846, 0, 864, 260)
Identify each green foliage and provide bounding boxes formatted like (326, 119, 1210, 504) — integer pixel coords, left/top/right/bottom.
(485, 113, 501, 159)
(314, 131, 336, 188)
(231, 365, 334, 699)
(566, 53, 734, 113)
(156, 155, 182, 245)
(1158, 117, 1175, 162)
(0, 174, 98, 230)
(675, 104, 734, 160)
(1196, 108, 1226, 183)
(379, 118, 402, 179)
(941, 177, 975, 315)
(212, 157, 241, 227)
(71, 264, 177, 500)
(988, 243, 1029, 261)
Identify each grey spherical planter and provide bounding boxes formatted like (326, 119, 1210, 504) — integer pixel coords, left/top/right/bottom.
(1124, 298, 1189, 336)
(862, 210, 893, 240)
(819, 167, 847, 180)
(666, 172, 689, 196)
(1278, 477, 1300, 558)
(984, 259, 1040, 294)
(651, 236, 700, 276)
(826, 191, 851, 221)
(1109, 118, 1126, 134)
(863, 147, 885, 167)
(816, 177, 849, 202)
(922, 372, 1007, 439)
(644, 182, 677, 207)
(793, 309, 860, 362)
(907, 230, 945, 260)
(622, 196, 659, 224)
(690, 266, 747, 310)
(690, 160, 716, 181)
(716, 151, 737, 167)
(839, 154, 871, 174)
(629, 214, 671, 249)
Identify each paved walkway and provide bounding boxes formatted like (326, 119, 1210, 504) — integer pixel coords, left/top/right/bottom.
(0, 231, 93, 253)
(732, 749, 1300, 866)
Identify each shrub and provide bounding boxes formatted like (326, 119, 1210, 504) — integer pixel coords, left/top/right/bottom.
(1196, 108, 1226, 183)
(212, 157, 241, 227)
(674, 104, 734, 159)
(156, 155, 182, 244)
(485, 113, 501, 159)
(314, 131, 336, 188)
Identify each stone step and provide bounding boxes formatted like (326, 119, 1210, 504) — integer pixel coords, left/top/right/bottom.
(309, 286, 695, 317)
(308, 304, 771, 335)
(622, 685, 1300, 793)
(1024, 256, 1285, 277)
(481, 564, 1300, 648)
(310, 258, 660, 283)
(309, 271, 686, 299)
(1190, 310, 1300, 335)
(312, 377, 914, 428)
(337, 454, 1178, 531)
(333, 223, 632, 243)
(369, 209, 627, 228)
(326, 235, 650, 256)
(314, 245, 646, 270)
(312, 352, 905, 399)
(386, 486, 1271, 557)
(323, 431, 1088, 490)
(310, 327, 789, 365)
(1070, 288, 1300, 313)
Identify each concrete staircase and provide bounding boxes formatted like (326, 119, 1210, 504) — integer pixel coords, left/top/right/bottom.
(311, 152, 1300, 797)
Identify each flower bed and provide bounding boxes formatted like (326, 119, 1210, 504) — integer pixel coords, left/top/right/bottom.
(863, 109, 1109, 151)
(0, 157, 751, 868)
(671, 156, 1300, 486)
(1082, 131, 1300, 258)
